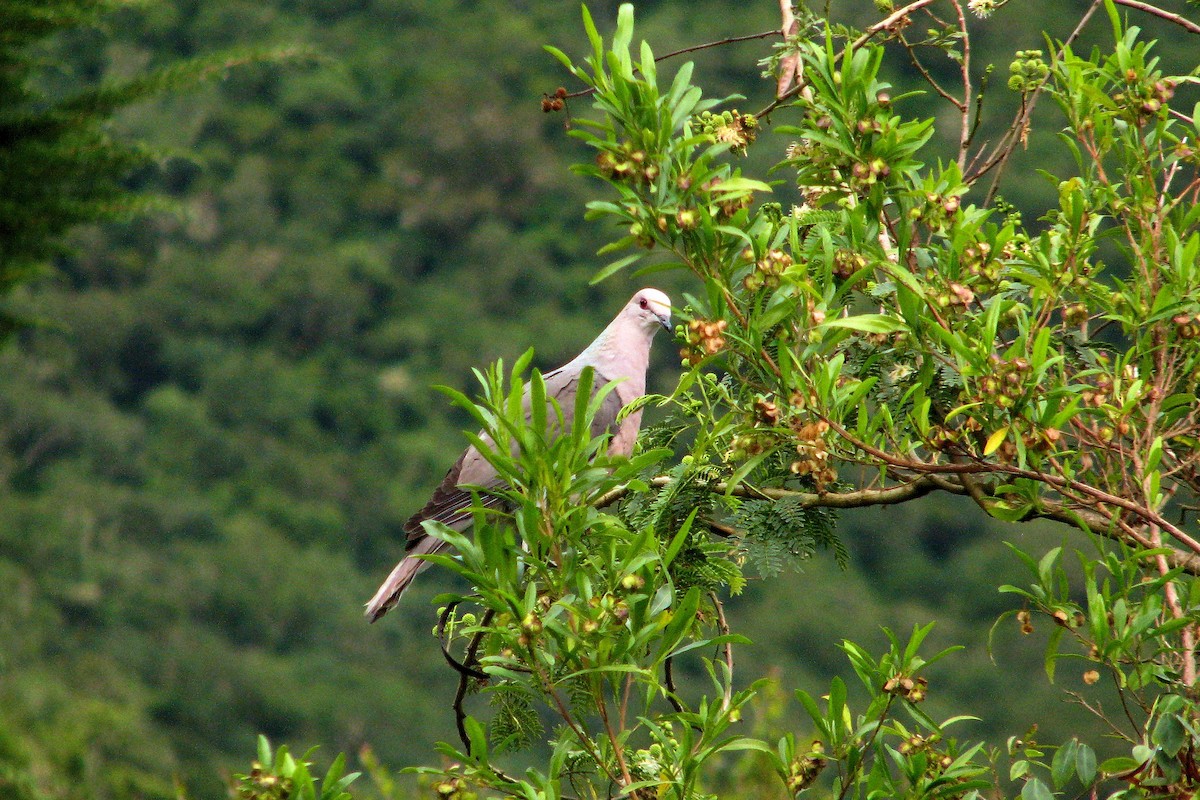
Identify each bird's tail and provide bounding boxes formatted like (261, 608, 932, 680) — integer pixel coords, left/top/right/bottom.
(364, 536, 447, 622)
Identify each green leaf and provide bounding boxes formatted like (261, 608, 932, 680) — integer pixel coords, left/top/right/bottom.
(819, 314, 907, 334)
(1050, 739, 1077, 789)
(1076, 743, 1097, 785)
(582, 4, 604, 68)
(1021, 777, 1053, 800)
(1153, 712, 1186, 756)
(591, 252, 643, 284)
(708, 176, 772, 194)
(543, 44, 576, 72)
(655, 586, 700, 662)
(662, 508, 697, 567)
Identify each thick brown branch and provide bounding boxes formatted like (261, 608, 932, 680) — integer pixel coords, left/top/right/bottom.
(593, 471, 1200, 577)
(818, 418, 1200, 558)
(593, 474, 945, 509)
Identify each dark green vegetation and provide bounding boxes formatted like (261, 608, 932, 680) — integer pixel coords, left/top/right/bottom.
(2, 1, 1198, 798)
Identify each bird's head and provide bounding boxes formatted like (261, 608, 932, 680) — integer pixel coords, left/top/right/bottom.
(626, 287, 672, 334)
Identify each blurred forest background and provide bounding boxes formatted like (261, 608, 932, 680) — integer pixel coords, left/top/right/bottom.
(2, 0, 1197, 798)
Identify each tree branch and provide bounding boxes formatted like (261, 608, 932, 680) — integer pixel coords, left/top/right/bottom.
(776, 0, 802, 97)
(593, 471, 1200, 577)
(593, 474, 945, 509)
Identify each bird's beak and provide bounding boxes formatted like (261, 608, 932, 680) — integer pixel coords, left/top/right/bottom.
(657, 313, 671, 332)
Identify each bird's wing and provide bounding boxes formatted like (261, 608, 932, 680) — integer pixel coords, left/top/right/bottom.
(402, 447, 505, 542)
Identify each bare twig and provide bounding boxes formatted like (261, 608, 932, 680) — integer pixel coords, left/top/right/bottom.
(439, 602, 491, 682)
(852, 0, 939, 49)
(663, 657, 685, 713)
(1113, 0, 1200, 35)
(444, 606, 496, 750)
(899, 35, 963, 109)
(949, 0, 973, 171)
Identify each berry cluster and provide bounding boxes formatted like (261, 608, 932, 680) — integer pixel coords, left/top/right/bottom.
(743, 247, 793, 291)
(1174, 312, 1200, 339)
(786, 90, 896, 194)
(1112, 71, 1175, 124)
(1008, 50, 1048, 92)
(849, 156, 891, 186)
(238, 763, 293, 800)
(595, 141, 659, 185)
(754, 395, 781, 426)
(960, 241, 999, 285)
(695, 109, 758, 155)
(540, 86, 567, 112)
(976, 355, 1031, 410)
(785, 743, 827, 793)
(790, 419, 836, 487)
(680, 318, 727, 365)
(883, 673, 927, 703)
(431, 777, 473, 800)
(832, 248, 867, 281)
(907, 191, 963, 228)
(1063, 302, 1089, 327)
(933, 281, 975, 312)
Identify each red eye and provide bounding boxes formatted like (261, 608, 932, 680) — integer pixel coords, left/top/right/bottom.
(639, 298, 649, 309)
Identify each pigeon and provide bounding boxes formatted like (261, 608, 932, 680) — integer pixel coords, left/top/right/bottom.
(365, 288, 672, 622)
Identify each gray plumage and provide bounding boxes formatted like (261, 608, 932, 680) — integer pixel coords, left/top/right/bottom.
(365, 288, 672, 622)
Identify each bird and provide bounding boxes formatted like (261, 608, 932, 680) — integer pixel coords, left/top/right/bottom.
(365, 288, 672, 622)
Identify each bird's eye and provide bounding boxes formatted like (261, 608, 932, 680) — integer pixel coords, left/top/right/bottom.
(638, 298, 649, 310)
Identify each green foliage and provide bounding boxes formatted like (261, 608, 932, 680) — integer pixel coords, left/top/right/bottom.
(0, 0, 309, 338)
(9, 0, 1200, 798)
(406, 360, 767, 799)
(399, 2, 1200, 798)
(236, 736, 359, 800)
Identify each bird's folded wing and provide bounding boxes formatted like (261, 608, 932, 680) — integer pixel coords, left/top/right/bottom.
(403, 449, 506, 542)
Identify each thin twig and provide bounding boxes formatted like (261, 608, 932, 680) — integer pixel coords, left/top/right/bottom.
(899, 35, 963, 109)
(440, 602, 491, 682)
(663, 657, 685, 713)
(563, 29, 782, 100)
(710, 592, 734, 712)
(448, 608, 496, 750)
